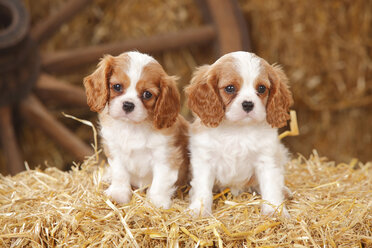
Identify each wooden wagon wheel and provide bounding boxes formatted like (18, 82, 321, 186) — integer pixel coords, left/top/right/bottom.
(0, 0, 250, 175)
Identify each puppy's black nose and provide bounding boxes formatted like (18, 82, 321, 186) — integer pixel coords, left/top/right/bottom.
(242, 101, 254, 113)
(123, 101, 135, 113)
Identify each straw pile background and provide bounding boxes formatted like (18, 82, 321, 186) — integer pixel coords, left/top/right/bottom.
(239, 0, 372, 164)
(0, 151, 371, 247)
(0, 1, 371, 245)
(0, 0, 372, 247)
(0, 0, 369, 173)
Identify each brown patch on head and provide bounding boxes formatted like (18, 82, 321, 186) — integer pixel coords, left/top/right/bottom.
(83, 53, 130, 112)
(108, 56, 130, 101)
(262, 62, 294, 128)
(137, 62, 180, 129)
(215, 57, 243, 108)
(136, 62, 162, 112)
(254, 73, 271, 103)
(83, 55, 113, 112)
(185, 56, 243, 127)
(185, 65, 224, 127)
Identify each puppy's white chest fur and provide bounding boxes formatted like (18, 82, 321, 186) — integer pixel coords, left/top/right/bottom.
(100, 114, 169, 188)
(190, 121, 278, 187)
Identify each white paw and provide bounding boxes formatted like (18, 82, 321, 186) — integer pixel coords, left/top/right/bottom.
(261, 204, 275, 217)
(261, 204, 290, 218)
(283, 186, 293, 200)
(188, 201, 211, 218)
(230, 187, 242, 197)
(147, 192, 172, 209)
(101, 166, 112, 183)
(105, 185, 132, 204)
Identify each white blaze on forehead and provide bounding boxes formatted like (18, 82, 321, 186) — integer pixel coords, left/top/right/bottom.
(125, 52, 156, 97)
(223, 52, 267, 123)
(230, 51, 262, 86)
(108, 52, 154, 122)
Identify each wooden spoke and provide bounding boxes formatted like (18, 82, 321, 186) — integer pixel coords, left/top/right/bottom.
(19, 95, 93, 162)
(35, 73, 87, 107)
(0, 106, 24, 175)
(201, 0, 250, 54)
(41, 25, 216, 73)
(31, 0, 92, 43)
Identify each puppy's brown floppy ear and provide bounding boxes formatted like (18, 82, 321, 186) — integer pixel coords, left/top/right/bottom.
(185, 65, 224, 127)
(266, 65, 293, 128)
(153, 76, 180, 129)
(83, 55, 114, 112)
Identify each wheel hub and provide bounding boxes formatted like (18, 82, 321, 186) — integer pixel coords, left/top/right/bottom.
(0, 0, 40, 106)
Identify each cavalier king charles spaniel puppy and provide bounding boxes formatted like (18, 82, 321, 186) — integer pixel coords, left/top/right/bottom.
(185, 51, 293, 217)
(83, 51, 189, 209)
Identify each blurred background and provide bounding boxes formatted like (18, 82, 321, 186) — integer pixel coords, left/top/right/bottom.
(0, 0, 371, 175)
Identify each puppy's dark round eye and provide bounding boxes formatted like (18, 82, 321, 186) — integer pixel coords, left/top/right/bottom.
(113, 84, 122, 92)
(257, 85, 266, 94)
(142, 91, 153, 100)
(224, 85, 236, 94)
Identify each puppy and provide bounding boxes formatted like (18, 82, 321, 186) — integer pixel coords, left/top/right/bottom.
(83, 51, 189, 209)
(185, 51, 293, 217)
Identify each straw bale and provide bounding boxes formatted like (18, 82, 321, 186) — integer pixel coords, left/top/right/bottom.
(1, 151, 370, 247)
(238, 0, 372, 162)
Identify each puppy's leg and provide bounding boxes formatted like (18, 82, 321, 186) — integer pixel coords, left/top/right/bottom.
(250, 184, 293, 200)
(147, 164, 178, 209)
(188, 157, 215, 217)
(255, 156, 289, 218)
(230, 187, 243, 197)
(147, 147, 178, 209)
(283, 186, 293, 200)
(275, 144, 293, 200)
(105, 158, 132, 204)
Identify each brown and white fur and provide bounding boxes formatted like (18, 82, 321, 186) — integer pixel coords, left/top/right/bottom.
(83, 51, 189, 209)
(185, 51, 293, 217)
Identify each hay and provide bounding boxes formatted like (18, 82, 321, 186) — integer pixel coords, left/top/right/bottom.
(1, 151, 370, 247)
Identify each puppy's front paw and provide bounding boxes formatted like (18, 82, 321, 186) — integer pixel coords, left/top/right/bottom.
(230, 187, 243, 197)
(147, 192, 172, 209)
(261, 204, 290, 218)
(283, 186, 293, 200)
(105, 185, 132, 204)
(188, 201, 211, 218)
(261, 204, 274, 216)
